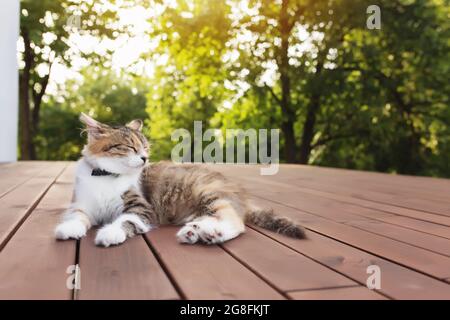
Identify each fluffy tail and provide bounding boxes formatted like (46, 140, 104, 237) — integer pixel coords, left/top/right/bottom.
(245, 208, 306, 239)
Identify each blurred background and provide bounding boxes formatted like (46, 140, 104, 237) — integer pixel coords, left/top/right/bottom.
(14, 0, 450, 176)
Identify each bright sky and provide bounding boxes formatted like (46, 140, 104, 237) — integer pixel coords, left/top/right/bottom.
(21, 0, 321, 102)
(41, 4, 159, 96)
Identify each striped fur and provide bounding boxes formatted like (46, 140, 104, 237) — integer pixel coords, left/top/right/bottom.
(120, 161, 307, 242)
(245, 208, 306, 239)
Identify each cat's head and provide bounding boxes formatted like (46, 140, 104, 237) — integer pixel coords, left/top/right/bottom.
(80, 113, 150, 175)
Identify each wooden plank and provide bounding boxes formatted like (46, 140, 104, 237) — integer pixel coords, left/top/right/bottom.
(222, 228, 358, 292)
(1, 162, 448, 300)
(271, 164, 450, 198)
(77, 231, 179, 300)
(146, 227, 284, 299)
(374, 215, 450, 239)
(344, 220, 450, 257)
(287, 175, 450, 218)
(321, 170, 450, 202)
(268, 166, 450, 216)
(0, 164, 76, 299)
(226, 170, 450, 239)
(245, 196, 450, 280)
(212, 165, 450, 298)
(0, 162, 67, 250)
(251, 223, 450, 299)
(0, 162, 17, 171)
(0, 162, 14, 167)
(288, 286, 387, 300)
(241, 173, 450, 227)
(299, 185, 450, 226)
(231, 174, 450, 240)
(213, 164, 450, 216)
(268, 186, 450, 240)
(0, 162, 49, 198)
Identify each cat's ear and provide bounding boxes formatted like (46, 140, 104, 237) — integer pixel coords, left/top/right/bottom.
(126, 119, 143, 131)
(80, 113, 108, 138)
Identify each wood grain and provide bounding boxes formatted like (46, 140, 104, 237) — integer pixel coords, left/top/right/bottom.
(146, 227, 285, 300)
(288, 286, 387, 300)
(1, 162, 450, 300)
(0, 164, 76, 299)
(222, 228, 356, 292)
(77, 231, 179, 300)
(0, 163, 67, 250)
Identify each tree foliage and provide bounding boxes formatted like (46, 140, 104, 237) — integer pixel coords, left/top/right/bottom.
(19, 0, 126, 159)
(22, 0, 450, 177)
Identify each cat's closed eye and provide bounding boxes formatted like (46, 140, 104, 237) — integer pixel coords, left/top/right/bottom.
(106, 144, 137, 153)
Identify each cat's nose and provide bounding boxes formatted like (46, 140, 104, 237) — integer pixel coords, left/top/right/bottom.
(140, 156, 147, 163)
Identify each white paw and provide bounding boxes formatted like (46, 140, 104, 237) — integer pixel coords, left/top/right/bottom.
(186, 218, 236, 245)
(55, 220, 87, 240)
(95, 224, 126, 247)
(176, 225, 199, 244)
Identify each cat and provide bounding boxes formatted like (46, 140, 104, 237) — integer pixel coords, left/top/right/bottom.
(54, 113, 306, 247)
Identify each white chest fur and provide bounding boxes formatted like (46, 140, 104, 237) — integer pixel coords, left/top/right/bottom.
(73, 158, 142, 225)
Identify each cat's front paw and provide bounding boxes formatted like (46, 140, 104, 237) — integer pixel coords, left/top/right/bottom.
(55, 220, 87, 240)
(95, 224, 126, 247)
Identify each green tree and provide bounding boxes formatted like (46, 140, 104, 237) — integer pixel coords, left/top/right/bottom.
(36, 67, 147, 160)
(144, 0, 232, 160)
(318, 0, 450, 175)
(19, 0, 122, 159)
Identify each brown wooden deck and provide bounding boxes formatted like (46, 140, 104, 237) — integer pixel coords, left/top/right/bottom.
(1, 161, 450, 300)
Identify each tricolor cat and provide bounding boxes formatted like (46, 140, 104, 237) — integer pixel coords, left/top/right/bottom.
(54, 113, 306, 247)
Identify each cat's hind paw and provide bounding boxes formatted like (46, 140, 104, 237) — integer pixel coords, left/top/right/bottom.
(194, 222, 225, 245)
(187, 218, 239, 245)
(95, 224, 126, 247)
(55, 220, 87, 240)
(176, 225, 199, 244)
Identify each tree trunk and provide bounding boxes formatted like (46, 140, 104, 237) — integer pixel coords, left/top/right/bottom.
(397, 112, 423, 175)
(299, 60, 323, 164)
(391, 85, 423, 174)
(278, 0, 297, 163)
(281, 119, 296, 162)
(19, 28, 33, 160)
(31, 72, 51, 159)
(299, 92, 320, 164)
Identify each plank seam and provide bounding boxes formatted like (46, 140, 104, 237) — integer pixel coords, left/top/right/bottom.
(284, 284, 360, 293)
(340, 221, 450, 258)
(142, 234, 185, 300)
(218, 244, 291, 300)
(0, 164, 69, 252)
(271, 191, 450, 241)
(72, 239, 81, 300)
(0, 168, 43, 200)
(236, 174, 450, 225)
(250, 218, 450, 287)
(218, 245, 290, 299)
(245, 225, 396, 299)
(288, 184, 450, 227)
(291, 182, 450, 219)
(252, 194, 448, 262)
(234, 175, 450, 239)
(351, 195, 450, 219)
(239, 174, 450, 232)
